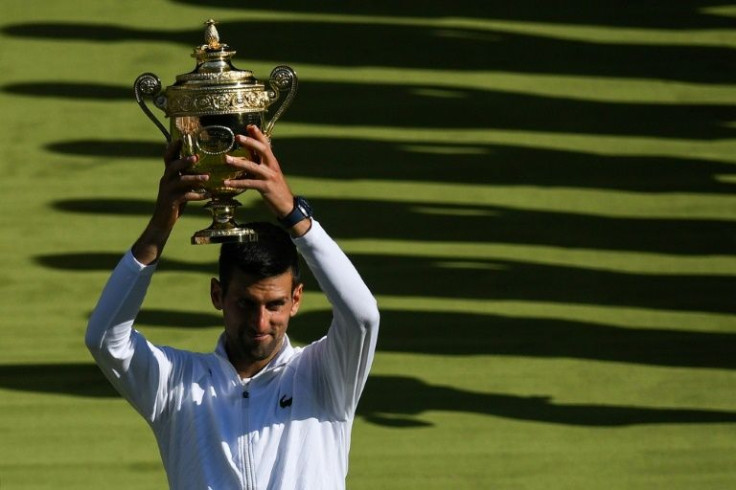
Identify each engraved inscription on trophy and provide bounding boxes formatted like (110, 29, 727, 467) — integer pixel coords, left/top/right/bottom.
(196, 126, 235, 155)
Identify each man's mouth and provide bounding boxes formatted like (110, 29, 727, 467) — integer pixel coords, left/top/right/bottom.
(249, 332, 272, 342)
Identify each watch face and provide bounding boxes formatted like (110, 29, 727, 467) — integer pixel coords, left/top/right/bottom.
(296, 197, 312, 217)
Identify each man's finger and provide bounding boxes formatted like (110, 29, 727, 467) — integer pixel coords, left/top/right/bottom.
(163, 139, 183, 164)
(235, 134, 269, 160)
(183, 190, 211, 202)
(247, 124, 270, 146)
(165, 155, 199, 178)
(225, 155, 266, 175)
(222, 177, 266, 192)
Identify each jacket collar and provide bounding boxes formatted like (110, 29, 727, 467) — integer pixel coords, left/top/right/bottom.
(214, 332, 295, 380)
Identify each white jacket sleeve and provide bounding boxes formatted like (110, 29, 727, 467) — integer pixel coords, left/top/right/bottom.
(85, 251, 173, 422)
(293, 220, 380, 418)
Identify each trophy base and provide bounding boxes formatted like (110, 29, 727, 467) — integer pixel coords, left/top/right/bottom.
(191, 226, 258, 245)
(190, 198, 259, 245)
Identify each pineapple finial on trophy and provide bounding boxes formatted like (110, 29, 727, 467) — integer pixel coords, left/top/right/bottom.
(204, 19, 221, 49)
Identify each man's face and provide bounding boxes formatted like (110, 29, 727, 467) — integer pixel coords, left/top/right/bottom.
(211, 268, 302, 374)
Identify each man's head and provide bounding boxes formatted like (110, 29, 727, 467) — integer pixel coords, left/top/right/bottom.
(210, 222, 303, 376)
(217, 222, 301, 294)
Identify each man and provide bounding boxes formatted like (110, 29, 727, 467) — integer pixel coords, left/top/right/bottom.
(86, 125, 380, 489)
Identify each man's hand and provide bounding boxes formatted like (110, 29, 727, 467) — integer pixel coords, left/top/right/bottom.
(224, 125, 311, 237)
(150, 140, 210, 230)
(132, 140, 210, 264)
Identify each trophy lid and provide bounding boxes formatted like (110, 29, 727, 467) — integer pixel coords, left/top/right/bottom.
(174, 19, 256, 86)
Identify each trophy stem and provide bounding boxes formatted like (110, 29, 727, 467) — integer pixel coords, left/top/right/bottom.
(191, 198, 258, 245)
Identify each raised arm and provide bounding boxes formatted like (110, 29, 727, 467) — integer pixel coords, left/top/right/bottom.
(86, 140, 209, 419)
(133, 140, 210, 264)
(294, 221, 380, 417)
(226, 125, 380, 415)
(223, 125, 311, 238)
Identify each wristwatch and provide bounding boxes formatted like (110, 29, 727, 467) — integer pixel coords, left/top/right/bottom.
(278, 196, 313, 228)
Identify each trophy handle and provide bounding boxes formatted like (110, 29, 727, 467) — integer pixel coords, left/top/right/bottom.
(134, 73, 171, 142)
(264, 65, 298, 137)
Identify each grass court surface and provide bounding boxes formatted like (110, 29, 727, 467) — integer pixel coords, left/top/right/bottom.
(1, 1, 735, 488)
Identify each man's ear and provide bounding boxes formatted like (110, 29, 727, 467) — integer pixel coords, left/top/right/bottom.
(290, 283, 303, 317)
(211, 278, 223, 310)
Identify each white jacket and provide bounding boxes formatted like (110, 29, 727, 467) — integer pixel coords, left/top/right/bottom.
(86, 221, 380, 489)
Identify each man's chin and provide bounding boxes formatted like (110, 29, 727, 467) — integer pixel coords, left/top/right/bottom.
(245, 338, 280, 362)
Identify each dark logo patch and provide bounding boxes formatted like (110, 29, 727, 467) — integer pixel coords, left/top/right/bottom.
(279, 394, 293, 409)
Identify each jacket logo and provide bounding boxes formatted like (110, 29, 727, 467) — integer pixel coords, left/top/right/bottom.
(279, 394, 293, 409)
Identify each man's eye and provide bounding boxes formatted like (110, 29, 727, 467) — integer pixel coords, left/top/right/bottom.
(267, 301, 285, 311)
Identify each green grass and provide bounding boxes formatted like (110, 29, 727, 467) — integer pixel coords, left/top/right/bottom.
(1, 1, 735, 488)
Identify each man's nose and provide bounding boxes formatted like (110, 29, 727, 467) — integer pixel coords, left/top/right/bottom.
(251, 307, 269, 330)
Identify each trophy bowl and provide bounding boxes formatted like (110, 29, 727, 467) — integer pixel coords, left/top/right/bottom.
(134, 20, 297, 244)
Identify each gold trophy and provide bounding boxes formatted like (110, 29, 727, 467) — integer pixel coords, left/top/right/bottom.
(134, 19, 297, 244)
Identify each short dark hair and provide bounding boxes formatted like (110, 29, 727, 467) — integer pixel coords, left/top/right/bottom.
(218, 222, 301, 292)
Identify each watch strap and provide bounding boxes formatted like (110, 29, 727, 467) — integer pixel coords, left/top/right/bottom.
(278, 196, 312, 228)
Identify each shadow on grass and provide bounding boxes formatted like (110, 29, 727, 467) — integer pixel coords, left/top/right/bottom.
(126, 307, 736, 370)
(2, 21, 734, 83)
(48, 197, 736, 256)
(168, 0, 734, 29)
(43, 136, 736, 194)
(291, 310, 736, 370)
(1, 363, 735, 427)
(39, 247, 735, 314)
(35, 252, 211, 274)
(8, 81, 735, 139)
(358, 375, 736, 427)
(3, 82, 130, 99)
(135, 309, 221, 329)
